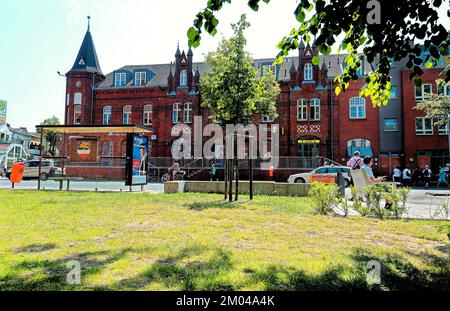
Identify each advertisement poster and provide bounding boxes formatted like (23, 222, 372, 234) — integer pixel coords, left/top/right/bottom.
(125, 134, 149, 186)
(0, 100, 7, 125)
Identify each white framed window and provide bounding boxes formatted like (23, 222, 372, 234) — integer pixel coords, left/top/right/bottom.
(173, 103, 181, 123)
(74, 92, 82, 105)
(356, 57, 365, 76)
(446, 85, 450, 97)
(123, 105, 132, 124)
(262, 115, 273, 123)
(103, 106, 112, 125)
(73, 105, 81, 124)
(143, 104, 152, 125)
(66, 93, 70, 106)
(439, 122, 449, 135)
(349, 97, 366, 119)
(184, 102, 192, 123)
(304, 63, 313, 80)
(135, 72, 146, 86)
(415, 83, 432, 100)
(415, 117, 433, 135)
(297, 99, 308, 121)
(115, 73, 127, 87)
(310, 98, 320, 121)
(262, 65, 276, 76)
(180, 70, 188, 86)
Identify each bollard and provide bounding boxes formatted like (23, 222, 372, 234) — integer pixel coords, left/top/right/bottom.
(336, 172, 346, 197)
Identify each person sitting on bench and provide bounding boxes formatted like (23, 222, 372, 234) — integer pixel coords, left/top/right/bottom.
(362, 156, 386, 183)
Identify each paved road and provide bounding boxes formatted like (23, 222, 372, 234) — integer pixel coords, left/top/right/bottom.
(0, 178, 164, 193)
(1, 178, 449, 219)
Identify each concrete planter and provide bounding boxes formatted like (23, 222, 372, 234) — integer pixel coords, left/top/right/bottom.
(164, 180, 310, 197)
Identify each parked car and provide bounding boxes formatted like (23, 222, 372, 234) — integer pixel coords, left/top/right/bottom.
(287, 166, 351, 187)
(6, 160, 64, 181)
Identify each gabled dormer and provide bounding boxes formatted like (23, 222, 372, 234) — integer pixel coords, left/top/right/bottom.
(173, 43, 193, 89)
(299, 42, 319, 84)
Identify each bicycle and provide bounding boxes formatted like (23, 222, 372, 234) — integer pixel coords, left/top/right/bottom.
(161, 171, 185, 183)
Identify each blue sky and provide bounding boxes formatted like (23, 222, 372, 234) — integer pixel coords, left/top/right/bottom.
(0, 0, 448, 131)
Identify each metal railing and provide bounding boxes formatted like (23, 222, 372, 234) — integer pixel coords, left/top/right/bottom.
(148, 156, 340, 170)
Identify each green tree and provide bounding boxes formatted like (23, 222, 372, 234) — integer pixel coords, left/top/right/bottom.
(38, 116, 60, 156)
(414, 80, 450, 125)
(200, 14, 280, 125)
(200, 14, 280, 201)
(188, 0, 450, 107)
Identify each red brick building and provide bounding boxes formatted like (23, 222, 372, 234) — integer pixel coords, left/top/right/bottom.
(402, 68, 450, 172)
(63, 22, 449, 179)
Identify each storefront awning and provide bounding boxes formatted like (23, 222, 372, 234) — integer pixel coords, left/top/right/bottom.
(347, 146, 373, 157)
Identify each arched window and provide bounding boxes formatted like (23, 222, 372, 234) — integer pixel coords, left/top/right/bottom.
(304, 63, 313, 81)
(349, 97, 366, 119)
(180, 70, 188, 86)
(103, 106, 112, 125)
(123, 105, 132, 124)
(173, 103, 181, 123)
(310, 98, 320, 121)
(143, 104, 152, 125)
(297, 99, 307, 121)
(73, 105, 81, 124)
(184, 102, 192, 123)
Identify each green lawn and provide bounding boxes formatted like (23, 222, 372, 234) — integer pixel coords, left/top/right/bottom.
(0, 189, 448, 290)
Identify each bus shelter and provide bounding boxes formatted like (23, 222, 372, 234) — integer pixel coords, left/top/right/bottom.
(34, 124, 153, 190)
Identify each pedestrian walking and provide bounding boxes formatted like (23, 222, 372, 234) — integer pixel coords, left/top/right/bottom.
(437, 166, 448, 188)
(402, 166, 412, 187)
(210, 162, 218, 181)
(347, 151, 363, 170)
(393, 166, 402, 183)
(423, 166, 432, 188)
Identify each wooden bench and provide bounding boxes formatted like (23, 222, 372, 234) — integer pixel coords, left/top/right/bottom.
(47, 177, 85, 191)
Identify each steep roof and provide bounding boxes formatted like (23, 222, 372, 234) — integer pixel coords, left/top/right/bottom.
(69, 17, 102, 74)
(96, 54, 368, 89)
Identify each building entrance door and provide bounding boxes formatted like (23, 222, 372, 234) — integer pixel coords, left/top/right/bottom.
(297, 136, 320, 168)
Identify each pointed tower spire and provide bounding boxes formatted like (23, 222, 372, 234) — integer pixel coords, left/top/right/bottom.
(187, 46, 193, 57)
(299, 39, 305, 49)
(321, 59, 328, 72)
(70, 16, 102, 74)
(175, 41, 181, 57)
(289, 62, 296, 75)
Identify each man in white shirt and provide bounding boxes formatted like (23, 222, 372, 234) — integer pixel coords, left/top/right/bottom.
(392, 166, 402, 183)
(402, 166, 412, 187)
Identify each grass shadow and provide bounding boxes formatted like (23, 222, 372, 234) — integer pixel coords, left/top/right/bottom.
(112, 244, 235, 290)
(0, 248, 132, 290)
(15, 243, 58, 253)
(243, 247, 450, 291)
(186, 200, 241, 211)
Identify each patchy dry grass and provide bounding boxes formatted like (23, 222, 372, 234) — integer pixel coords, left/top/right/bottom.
(0, 190, 448, 290)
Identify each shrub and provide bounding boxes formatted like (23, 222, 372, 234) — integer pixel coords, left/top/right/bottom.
(383, 187, 410, 219)
(363, 185, 386, 219)
(308, 182, 340, 215)
(350, 186, 367, 216)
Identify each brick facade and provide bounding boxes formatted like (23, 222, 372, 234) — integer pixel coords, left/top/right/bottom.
(402, 68, 449, 173)
(63, 25, 449, 180)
